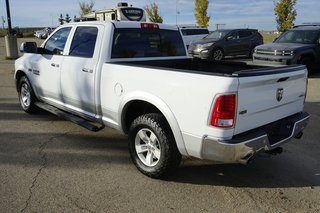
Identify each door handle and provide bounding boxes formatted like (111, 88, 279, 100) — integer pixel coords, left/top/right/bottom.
(51, 63, 60, 68)
(82, 68, 93, 73)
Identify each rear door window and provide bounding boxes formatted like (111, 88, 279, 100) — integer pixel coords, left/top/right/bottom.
(69, 26, 98, 58)
(239, 30, 253, 38)
(228, 31, 239, 40)
(111, 28, 186, 58)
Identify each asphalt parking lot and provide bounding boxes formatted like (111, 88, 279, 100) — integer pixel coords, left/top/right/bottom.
(1, 37, 320, 212)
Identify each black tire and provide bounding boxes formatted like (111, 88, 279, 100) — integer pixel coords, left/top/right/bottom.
(128, 113, 181, 179)
(212, 48, 224, 61)
(300, 57, 314, 74)
(18, 76, 38, 113)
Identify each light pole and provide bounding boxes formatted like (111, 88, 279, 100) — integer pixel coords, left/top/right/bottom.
(4, 0, 18, 59)
(2, 16, 5, 29)
(5, 0, 12, 34)
(175, 0, 177, 25)
(175, 0, 180, 25)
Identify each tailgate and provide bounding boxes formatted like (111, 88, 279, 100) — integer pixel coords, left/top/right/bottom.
(234, 66, 307, 135)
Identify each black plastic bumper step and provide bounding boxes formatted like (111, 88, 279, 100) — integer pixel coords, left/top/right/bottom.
(35, 102, 104, 132)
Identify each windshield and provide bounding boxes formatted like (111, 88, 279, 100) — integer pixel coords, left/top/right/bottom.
(204, 30, 229, 40)
(275, 30, 319, 44)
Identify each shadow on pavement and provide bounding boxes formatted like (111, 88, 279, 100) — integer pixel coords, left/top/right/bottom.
(0, 99, 319, 189)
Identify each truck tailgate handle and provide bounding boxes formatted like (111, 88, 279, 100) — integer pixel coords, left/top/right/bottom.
(277, 77, 289, 82)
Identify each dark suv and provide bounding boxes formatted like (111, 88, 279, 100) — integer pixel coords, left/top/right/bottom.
(188, 29, 263, 60)
(253, 24, 320, 72)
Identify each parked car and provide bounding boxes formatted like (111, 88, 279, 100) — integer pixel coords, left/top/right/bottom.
(179, 26, 209, 48)
(12, 27, 23, 38)
(16, 21, 309, 178)
(188, 28, 263, 60)
(34, 27, 53, 39)
(253, 23, 320, 73)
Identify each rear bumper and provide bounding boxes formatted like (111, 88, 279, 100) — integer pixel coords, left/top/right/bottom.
(201, 112, 310, 164)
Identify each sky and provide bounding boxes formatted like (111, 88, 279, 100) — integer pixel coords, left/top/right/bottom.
(0, 0, 319, 31)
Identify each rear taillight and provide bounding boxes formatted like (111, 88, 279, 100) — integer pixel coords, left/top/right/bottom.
(210, 94, 237, 128)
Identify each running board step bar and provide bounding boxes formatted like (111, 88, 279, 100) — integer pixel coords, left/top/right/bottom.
(35, 102, 105, 132)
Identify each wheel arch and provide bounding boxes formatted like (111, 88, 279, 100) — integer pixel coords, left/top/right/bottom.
(297, 51, 316, 64)
(15, 70, 27, 91)
(119, 92, 188, 156)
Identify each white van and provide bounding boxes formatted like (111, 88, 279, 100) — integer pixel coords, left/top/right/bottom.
(179, 26, 209, 47)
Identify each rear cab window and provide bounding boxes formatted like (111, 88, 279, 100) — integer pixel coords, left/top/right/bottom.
(111, 28, 186, 58)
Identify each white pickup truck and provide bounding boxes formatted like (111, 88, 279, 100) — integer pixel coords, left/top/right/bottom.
(15, 21, 309, 178)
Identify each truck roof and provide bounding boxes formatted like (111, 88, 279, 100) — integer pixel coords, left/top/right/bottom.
(291, 26, 320, 30)
(61, 21, 180, 31)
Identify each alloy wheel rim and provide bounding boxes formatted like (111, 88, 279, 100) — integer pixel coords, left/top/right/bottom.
(20, 83, 31, 108)
(214, 49, 223, 60)
(135, 128, 161, 167)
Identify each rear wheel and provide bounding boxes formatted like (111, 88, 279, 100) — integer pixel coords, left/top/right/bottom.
(212, 48, 224, 60)
(18, 76, 38, 113)
(128, 113, 181, 179)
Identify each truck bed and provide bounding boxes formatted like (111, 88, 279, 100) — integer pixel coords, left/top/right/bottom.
(112, 58, 303, 77)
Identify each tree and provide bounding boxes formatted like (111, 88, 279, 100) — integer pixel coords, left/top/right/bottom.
(194, 0, 210, 28)
(274, 0, 297, 32)
(79, 0, 95, 16)
(65, 14, 71, 23)
(58, 14, 64, 25)
(145, 2, 163, 23)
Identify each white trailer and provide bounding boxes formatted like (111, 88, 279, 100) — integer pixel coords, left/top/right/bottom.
(76, 2, 146, 22)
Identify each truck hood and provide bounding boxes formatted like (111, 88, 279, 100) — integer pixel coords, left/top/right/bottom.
(256, 43, 314, 52)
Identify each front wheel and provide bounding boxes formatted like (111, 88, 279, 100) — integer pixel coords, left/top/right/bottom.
(212, 48, 224, 60)
(18, 76, 38, 113)
(300, 57, 314, 74)
(128, 113, 181, 179)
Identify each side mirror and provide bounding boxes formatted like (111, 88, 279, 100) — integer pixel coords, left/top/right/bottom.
(318, 38, 320, 45)
(20, 42, 38, 53)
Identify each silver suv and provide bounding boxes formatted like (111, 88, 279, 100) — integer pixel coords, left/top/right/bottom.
(253, 24, 320, 73)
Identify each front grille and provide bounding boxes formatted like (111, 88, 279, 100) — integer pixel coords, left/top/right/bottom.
(255, 49, 293, 56)
(254, 56, 283, 62)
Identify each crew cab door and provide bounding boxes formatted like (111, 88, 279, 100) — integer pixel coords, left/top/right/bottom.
(31, 27, 72, 105)
(60, 25, 102, 116)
